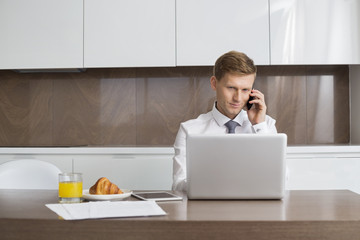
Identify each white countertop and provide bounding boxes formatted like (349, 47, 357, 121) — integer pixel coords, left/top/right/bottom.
(286, 145, 360, 158)
(0, 146, 359, 157)
(0, 147, 174, 155)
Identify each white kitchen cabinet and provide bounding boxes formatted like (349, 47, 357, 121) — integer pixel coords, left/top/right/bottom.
(176, 0, 270, 66)
(0, 156, 72, 174)
(1, 147, 360, 194)
(84, 0, 176, 68)
(0, 147, 174, 190)
(286, 146, 360, 194)
(73, 155, 173, 190)
(287, 157, 360, 194)
(270, 0, 360, 64)
(0, 0, 83, 69)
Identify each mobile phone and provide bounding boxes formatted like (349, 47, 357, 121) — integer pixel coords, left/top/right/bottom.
(247, 89, 254, 110)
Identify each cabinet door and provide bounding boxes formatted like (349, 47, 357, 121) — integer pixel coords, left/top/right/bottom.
(0, 157, 72, 173)
(287, 157, 360, 194)
(0, 0, 83, 69)
(84, 0, 176, 68)
(74, 155, 173, 190)
(176, 0, 270, 66)
(270, 0, 360, 64)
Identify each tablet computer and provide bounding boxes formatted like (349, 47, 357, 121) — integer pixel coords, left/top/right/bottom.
(132, 191, 183, 201)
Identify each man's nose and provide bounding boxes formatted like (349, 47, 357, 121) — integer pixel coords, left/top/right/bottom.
(233, 90, 241, 101)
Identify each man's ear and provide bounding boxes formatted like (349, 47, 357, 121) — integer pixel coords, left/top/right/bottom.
(210, 76, 217, 91)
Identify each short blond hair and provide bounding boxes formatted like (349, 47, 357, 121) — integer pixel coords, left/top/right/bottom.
(213, 51, 257, 80)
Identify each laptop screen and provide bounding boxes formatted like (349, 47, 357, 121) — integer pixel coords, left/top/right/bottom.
(186, 134, 287, 199)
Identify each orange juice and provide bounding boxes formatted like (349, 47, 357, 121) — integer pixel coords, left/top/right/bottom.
(58, 173, 83, 203)
(58, 181, 83, 198)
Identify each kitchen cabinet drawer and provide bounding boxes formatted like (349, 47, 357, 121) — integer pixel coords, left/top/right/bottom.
(73, 155, 173, 190)
(176, 0, 270, 66)
(0, 0, 83, 69)
(0, 156, 72, 174)
(84, 0, 176, 68)
(287, 157, 360, 194)
(270, 0, 360, 64)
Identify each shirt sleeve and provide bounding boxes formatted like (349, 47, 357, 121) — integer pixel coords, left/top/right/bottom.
(172, 124, 187, 191)
(251, 115, 277, 134)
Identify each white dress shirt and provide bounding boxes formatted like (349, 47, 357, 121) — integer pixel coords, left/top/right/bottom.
(172, 103, 277, 191)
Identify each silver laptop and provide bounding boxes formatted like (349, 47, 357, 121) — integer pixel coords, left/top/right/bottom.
(186, 133, 287, 200)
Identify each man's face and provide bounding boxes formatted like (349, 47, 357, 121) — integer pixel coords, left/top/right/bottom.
(210, 72, 255, 119)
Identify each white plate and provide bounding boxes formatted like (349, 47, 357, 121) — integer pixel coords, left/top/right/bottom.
(82, 189, 132, 201)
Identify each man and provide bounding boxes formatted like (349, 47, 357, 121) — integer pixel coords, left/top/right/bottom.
(172, 51, 277, 191)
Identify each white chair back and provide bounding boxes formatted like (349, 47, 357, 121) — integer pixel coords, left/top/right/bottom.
(0, 160, 62, 189)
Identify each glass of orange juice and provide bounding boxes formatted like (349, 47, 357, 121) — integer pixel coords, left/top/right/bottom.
(58, 173, 83, 203)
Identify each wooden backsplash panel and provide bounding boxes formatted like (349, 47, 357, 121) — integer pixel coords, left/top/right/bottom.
(136, 67, 215, 145)
(52, 69, 137, 146)
(0, 73, 53, 145)
(98, 70, 137, 145)
(53, 73, 103, 145)
(257, 66, 349, 145)
(256, 69, 307, 144)
(306, 66, 349, 144)
(0, 66, 349, 146)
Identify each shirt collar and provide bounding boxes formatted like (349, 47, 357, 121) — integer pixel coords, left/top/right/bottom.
(211, 102, 246, 127)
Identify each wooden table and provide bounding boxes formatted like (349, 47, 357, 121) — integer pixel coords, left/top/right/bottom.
(1, 190, 360, 240)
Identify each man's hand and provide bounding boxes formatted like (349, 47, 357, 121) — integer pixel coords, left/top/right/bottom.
(247, 89, 266, 125)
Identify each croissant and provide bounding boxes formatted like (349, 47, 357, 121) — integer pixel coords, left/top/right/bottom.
(89, 177, 123, 195)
